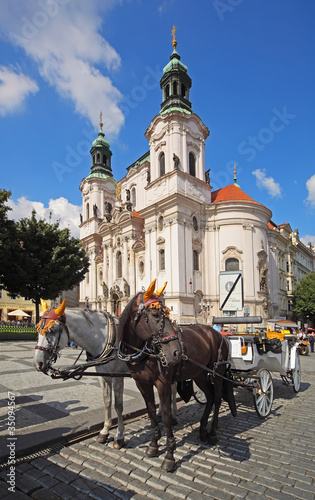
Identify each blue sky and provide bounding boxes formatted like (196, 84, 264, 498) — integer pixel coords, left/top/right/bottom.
(0, 0, 314, 243)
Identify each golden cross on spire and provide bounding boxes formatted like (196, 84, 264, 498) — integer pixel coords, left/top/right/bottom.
(99, 111, 103, 130)
(171, 25, 177, 48)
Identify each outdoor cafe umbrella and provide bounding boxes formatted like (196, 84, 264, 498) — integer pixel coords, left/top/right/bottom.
(7, 309, 31, 317)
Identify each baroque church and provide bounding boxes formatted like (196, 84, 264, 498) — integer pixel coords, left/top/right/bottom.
(79, 31, 314, 326)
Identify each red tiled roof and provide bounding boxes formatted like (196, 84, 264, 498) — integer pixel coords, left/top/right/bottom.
(211, 184, 256, 203)
(268, 221, 277, 230)
(132, 211, 143, 219)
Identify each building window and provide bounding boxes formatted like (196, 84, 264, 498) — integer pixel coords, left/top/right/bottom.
(158, 216, 164, 231)
(159, 249, 165, 271)
(117, 251, 122, 278)
(131, 187, 136, 207)
(173, 81, 178, 95)
(193, 250, 199, 271)
(139, 260, 144, 274)
(159, 152, 165, 177)
(193, 216, 198, 231)
(181, 84, 186, 98)
(189, 152, 195, 177)
(86, 203, 89, 220)
(103, 154, 107, 165)
(165, 84, 170, 99)
(97, 153, 100, 163)
(225, 258, 239, 271)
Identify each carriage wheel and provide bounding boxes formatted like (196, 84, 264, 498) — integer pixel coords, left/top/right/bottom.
(193, 381, 206, 405)
(292, 351, 301, 393)
(253, 369, 273, 418)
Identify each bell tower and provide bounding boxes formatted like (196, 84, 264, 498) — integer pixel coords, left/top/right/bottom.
(160, 25, 192, 114)
(89, 112, 113, 178)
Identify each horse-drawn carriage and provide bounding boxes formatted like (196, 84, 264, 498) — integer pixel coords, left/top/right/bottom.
(33, 283, 301, 472)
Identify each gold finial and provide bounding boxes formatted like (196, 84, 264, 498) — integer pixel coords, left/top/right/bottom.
(116, 181, 122, 201)
(99, 111, 103, 130)
(171, 25, 177, 48)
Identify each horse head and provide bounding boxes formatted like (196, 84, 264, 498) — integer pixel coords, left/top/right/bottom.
(119, 280, 183, 368)
(33, 299, 69, 374)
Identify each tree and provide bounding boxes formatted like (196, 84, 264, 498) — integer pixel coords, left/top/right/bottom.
(293, 272, 315, 325)
(1, 201, 89, 322)
(0, 190, 20, 291)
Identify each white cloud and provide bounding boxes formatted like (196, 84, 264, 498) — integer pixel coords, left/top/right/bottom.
(305, 174, 315, 208)
(1, 0, 124, 136)
(252, 169, 282, 198)
(0, 65, 38, 116)
(8, 196, 81, 238)
(300, 235, 315, 247)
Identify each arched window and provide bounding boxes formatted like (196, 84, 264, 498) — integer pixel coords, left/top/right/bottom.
(159, 152, 165, 177)
(225, 258, 239, 271)
(181, 84, 186, 98)
(131, 187, 136, 207)
(189, 152, 196, 177)
(158, 216, 164, 231)
(193, 216, 198, 231)
(93, 155, 95, 165)
(97, 153, 100, 163)
(173, 81, 178, 95)
(86, 203, 89, 220)
(116, 251, 122, 278)
(165, 84, 170, 99)
(159, 249, 165, 271)
(193, 250, 199, 271)
(103, 154, 107, 165)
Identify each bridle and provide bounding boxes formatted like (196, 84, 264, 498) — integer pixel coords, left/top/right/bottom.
(35, 310, 69, 367)
(118, 293, 183, 368)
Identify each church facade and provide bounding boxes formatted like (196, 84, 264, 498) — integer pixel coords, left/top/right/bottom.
(79, 35, 315, 325)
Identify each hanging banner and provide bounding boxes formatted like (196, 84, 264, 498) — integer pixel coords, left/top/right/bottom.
(219, 271, 243, 311)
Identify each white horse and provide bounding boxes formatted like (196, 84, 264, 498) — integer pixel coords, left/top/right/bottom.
(33, 299, 177, 448)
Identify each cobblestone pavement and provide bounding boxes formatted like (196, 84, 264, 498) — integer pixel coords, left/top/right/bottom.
(0, 345, 314, 499)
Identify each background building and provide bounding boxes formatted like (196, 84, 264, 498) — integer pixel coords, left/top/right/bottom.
(79, 36, 315, 325)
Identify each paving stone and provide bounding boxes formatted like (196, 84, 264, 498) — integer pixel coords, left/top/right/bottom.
(51, 481, 79, 500)
(89, 486, 117, 500)
(30, 487, 62, 500)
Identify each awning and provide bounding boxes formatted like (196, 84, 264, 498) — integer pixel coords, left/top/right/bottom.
(8, 309, 31, 317)
(268, 319, 298, 328)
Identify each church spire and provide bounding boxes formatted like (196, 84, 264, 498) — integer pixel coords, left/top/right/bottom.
(160, 26, 192, 114)
(88, 112, 113, 178)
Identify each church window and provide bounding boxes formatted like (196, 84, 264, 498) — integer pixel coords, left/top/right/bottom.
(159, 152, 165, 177)
(181, 84, 186, 98)
(165, 84, 170, 99)
(173, 81, 178, 95)
(139, 260, 144, 274)
(193, 216, 198, 231)
(86, 203, 90, 220)
(131, 187, 136, 207)
(193, 250, 199, 271)
(189, 152, 196, 177)
(225, 258, 239, 271)
(117, 251, 122, 278)
(159, 249, 165, 271)
(158, 216, 164, 231)
(103, 154, 107, 165)
(97, 153, 100, 163)
(93, 155, 95, 165)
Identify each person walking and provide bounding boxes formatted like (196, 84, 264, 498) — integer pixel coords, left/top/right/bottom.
(309, 332, 315, 353)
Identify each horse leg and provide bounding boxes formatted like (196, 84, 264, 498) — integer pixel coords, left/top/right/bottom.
(135, 381, 161, 457)
(156, 380, 176, 472)
(157, 382, 177, 426)
(195, 376, 214, 443)
(208, 378, 224, 445)
(97, 376, 112, 444)
(112, 377, 125, 449)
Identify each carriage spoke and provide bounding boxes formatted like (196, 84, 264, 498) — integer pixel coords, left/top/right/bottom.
(253, 369, 273, 418)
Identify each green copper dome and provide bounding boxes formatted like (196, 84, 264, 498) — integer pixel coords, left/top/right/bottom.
(88, 114, 113, 178)
(163, 48, 188, 75)
(92, 128, 110, 148)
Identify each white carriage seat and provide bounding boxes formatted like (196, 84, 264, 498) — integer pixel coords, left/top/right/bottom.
(228, 336, 253, 362)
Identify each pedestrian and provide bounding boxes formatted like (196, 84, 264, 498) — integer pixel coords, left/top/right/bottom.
(309, 332, 315, 353)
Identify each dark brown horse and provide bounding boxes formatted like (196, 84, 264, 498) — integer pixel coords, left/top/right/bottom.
(118, 280, 236, 472)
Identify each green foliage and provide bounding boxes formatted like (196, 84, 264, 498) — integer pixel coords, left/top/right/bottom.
(0, 190, 20, 291)
(293, 272, 315, 322)
(0, 192, 89, 321)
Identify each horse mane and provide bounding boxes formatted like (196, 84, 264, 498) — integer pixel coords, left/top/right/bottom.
(117, 293, 140, 343)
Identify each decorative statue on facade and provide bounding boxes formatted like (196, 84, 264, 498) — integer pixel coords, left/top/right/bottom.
(116, 181, 122, 201)
(205, 169, 210, 184)
(102, 282, 109, 299)
(173, 153, 180, 170)
(104, 201, 112, 222)
(125, 189, 130, 201)
(146, 168, 151, 184)
(260, 267, 268, 292)
(123, 278, 130, 297)
(80, 213, 83, 224)
(93, 204, 98, 217)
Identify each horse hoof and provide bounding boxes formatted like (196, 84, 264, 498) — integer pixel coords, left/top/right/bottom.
(114, 438, 124, 449)
(171, 417, 178, 426)
(146, 445, 159, 457)
(208, 434, 219, 445)
(162, 458, 176, 472)
(96, 433, 109, 444)
(200, 431, 208, 443)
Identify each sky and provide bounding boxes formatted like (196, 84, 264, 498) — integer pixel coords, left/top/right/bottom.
(0, 0, 314, 244)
